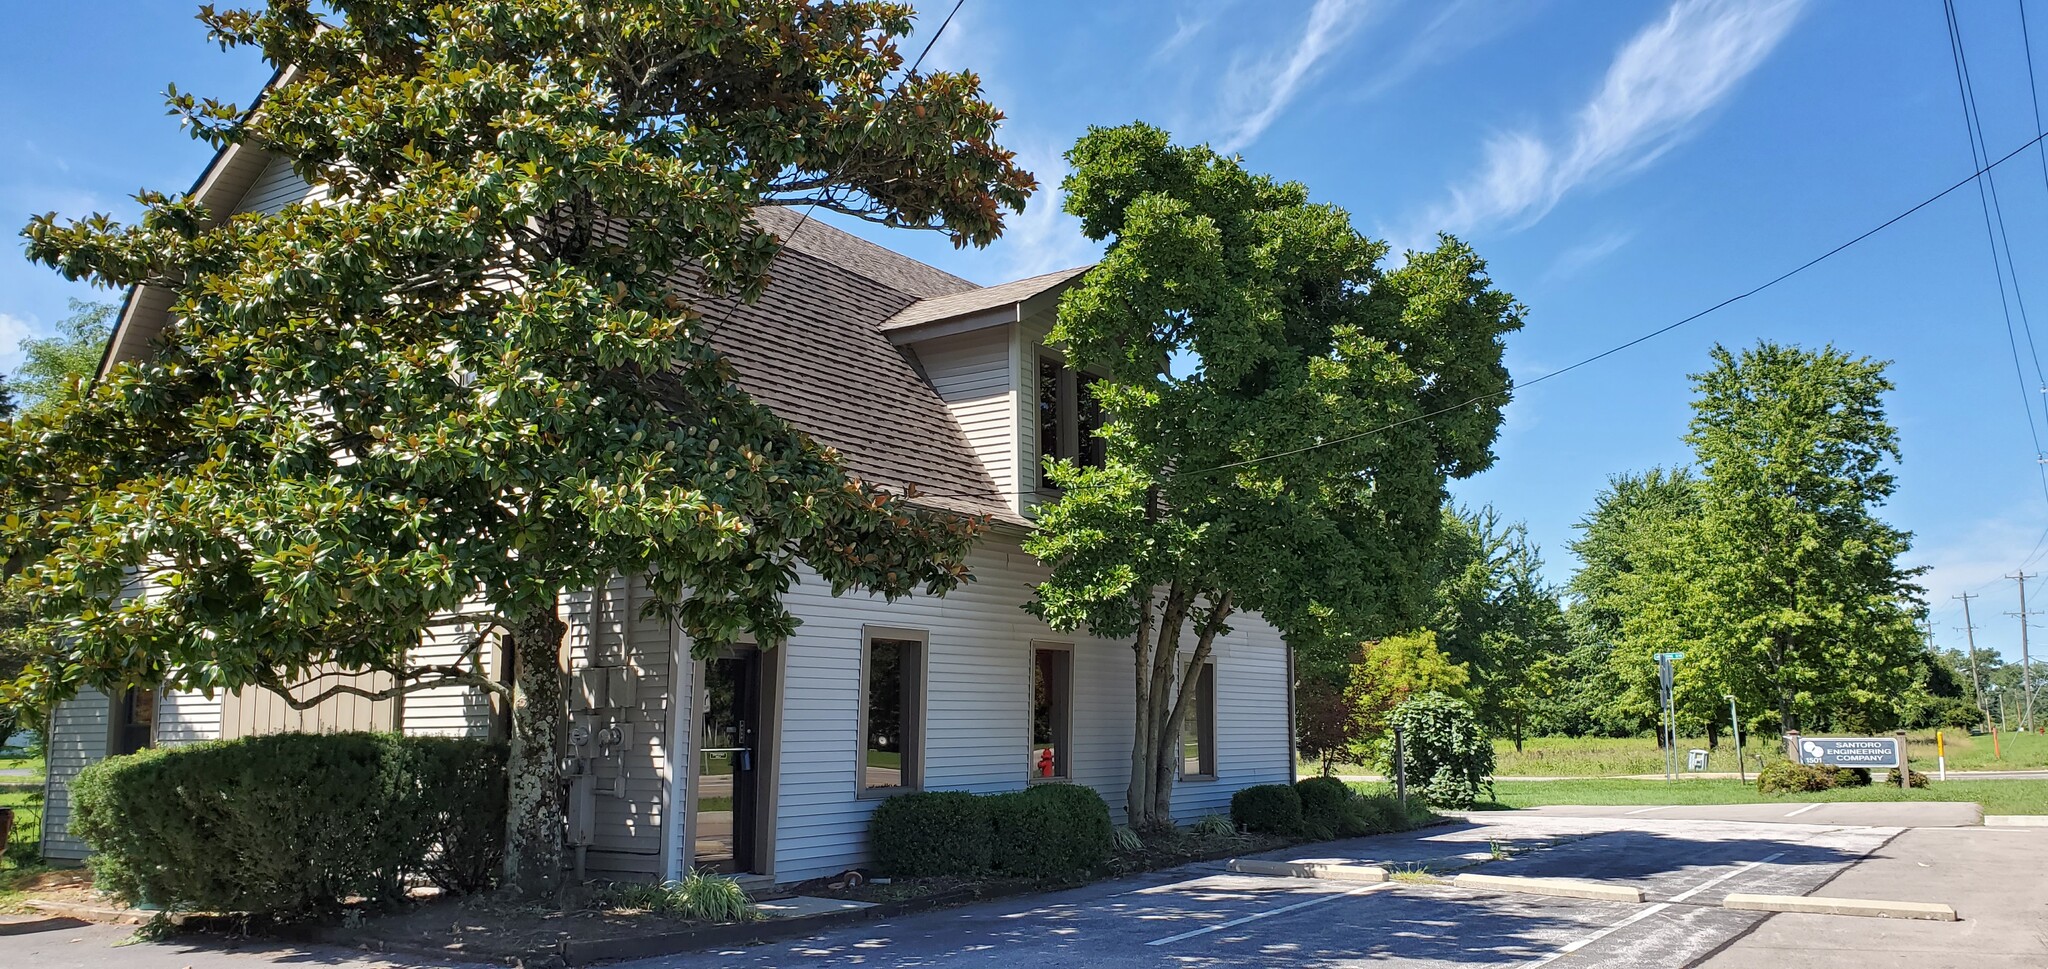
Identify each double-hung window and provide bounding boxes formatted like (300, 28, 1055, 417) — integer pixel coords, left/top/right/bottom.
(860, 630, 925, 795)
(1038, 354, 1107, 490)
(1180, 662, 1217, 780)
(1029, 643, 1074, 780)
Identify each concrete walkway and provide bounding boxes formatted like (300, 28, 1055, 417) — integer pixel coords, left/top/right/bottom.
(1700, 826, 2048, 968)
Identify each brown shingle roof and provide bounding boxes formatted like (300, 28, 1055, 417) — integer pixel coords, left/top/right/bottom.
(668, 213, 1022, 523)
(749, 206, 978, 300)
(881, 265, 1092, 332)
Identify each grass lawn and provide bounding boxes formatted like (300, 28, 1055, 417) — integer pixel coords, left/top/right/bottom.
(1478, 777, 2048, 816)
(1309, 730, 2048, 778)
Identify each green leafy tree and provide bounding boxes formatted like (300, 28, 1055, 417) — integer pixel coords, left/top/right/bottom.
(1023, 123, 1520, 829)
(1565, 469, 1709, 738)
(11, 299, 114, 411)
(1671, 343, 1924, 733)
(5, 0, 1031, 896)
(1382, 691, 1494, 809)
(1418, 505, 1568, 748)
(0, 375, 16, 419)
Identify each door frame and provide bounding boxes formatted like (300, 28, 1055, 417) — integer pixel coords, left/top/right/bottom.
(674, 636, 783, 880)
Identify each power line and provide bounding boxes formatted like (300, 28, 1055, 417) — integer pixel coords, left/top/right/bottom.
(778, 0, 969, 244)
(1942, 0, 2048, 506)
(1176, 124, 2048, 480)
(2021, 0, 2048, 199)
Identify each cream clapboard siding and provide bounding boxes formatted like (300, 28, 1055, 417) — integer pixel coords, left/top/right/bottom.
(401, 603, 501, 738)
(1015, 307, 1053, 508)
(564, 575, 677, 879)
(751, 537, 1293, 885)
(914, 327, 1018, 510)
(232, 152, 325, 215)
(40, 690, 110, 861)
(155, 689, 223, 746)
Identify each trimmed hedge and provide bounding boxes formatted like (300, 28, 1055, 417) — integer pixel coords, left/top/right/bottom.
(991, 784, 1114, 879)
(71, 732, 506, 918)
(870, 791, 993, 877)
(869, 784, 1112, 881)
(1295, 776, 1350, 838)
(1230, 783, 1302, 834)
(1755, 761, 1870, 794)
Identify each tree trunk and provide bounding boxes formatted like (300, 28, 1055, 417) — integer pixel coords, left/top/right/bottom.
(502, 603, 567, 899)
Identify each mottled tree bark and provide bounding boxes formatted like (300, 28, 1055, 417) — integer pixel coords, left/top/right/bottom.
(502, 604, 567, 899)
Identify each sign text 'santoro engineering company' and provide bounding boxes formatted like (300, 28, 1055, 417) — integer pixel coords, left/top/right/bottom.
(1793, 737, 1902, 769)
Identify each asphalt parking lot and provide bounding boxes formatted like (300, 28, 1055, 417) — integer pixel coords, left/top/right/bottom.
(5, 803, 2042, 968)
(621, 804, 2043, 969)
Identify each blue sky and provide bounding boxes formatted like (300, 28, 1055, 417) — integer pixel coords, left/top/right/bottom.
(5, 1, 2048, 665)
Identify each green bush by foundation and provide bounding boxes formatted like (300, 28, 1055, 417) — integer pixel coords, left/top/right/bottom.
(868, 790, 994, 877)
(71, 732, 506, 918)
(1231, 783, 1303, 834)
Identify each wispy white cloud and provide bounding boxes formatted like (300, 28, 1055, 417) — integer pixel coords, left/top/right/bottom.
(1213, 0, 1380, 154)
(983, 139, 1104, 282)
(0, 312, 38, 373)
(1425, 0, 1805, 236)
(1154, 12, 1215, 62)
(1545, 228, 1637, 280)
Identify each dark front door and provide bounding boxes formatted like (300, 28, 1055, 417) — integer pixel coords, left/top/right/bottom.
(696, 650, 763, 873)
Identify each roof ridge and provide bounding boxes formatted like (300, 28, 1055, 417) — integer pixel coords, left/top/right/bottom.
(751, 206, 978, 300)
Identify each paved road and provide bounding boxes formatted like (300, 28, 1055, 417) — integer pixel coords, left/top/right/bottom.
(1339, 769, 2048, 782)
(609, 810, 1917, 969)
(6, 804, 2039, 969)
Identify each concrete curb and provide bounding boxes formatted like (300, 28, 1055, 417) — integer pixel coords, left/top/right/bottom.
(1983, 815, 2048, 827)
(1451, 873, 1647, 903)
(1722, 892, 1957, 921)
(1224, 859, 1389, 882)
(22, 899, 167, 926)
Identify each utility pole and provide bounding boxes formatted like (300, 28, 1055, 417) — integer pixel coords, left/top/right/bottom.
(2009, 572, 2036, 731)
(1956, 592, 1988, 728)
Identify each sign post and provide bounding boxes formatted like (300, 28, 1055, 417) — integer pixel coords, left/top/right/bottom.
(1654, 652, 1685, 781)
(1896, 730, 1911, 790)
(1726, 694, 1745, 784)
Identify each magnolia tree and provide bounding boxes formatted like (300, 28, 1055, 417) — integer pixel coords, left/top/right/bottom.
(4, 0, 1031, 896)
(1025, 124, 1521, 829)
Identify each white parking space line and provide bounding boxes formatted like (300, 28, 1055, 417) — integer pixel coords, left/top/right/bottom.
(1514, 852, 1786, 969)
(1625, 806, 1670, 815)
(1144, 882, 1398, 946)
(1784, 803, 1822, 818)
(1666, 851, 1786, 902)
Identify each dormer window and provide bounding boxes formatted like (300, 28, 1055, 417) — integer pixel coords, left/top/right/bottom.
(1038, 353, 1106, 490)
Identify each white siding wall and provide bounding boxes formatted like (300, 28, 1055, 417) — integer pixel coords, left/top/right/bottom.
(915, 328, 1017, 511)
(752, 537, 1293, 885)
(1015, 308, 1054, 509)
(564, 576, 677, 879)
(40, 690, 110, 861)
(155, 689, 222, 746)
(401, 603, 500, 738)
(232, 153, 324, 215)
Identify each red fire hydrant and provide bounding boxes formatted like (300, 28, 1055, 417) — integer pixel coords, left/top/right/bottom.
(1038, 747, 1055, 777)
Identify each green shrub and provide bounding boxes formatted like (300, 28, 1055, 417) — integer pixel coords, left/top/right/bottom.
(1897, 767, 1930, 789)
(70, 732, 506, 918)
(1230, 784, 1302, 834)
(1381, 693, 1495, 809)
(1838, 767, 1872, 788)
(1337, 795, 1397, 837)
(601, 869, 760, 922)
(1755, 761, 1852, 794)
(988, 784, 1112, 880)
(1189, 814, 1237, 838)
(1295, 777, 1350, 838)
(869, 791, 992, 877)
